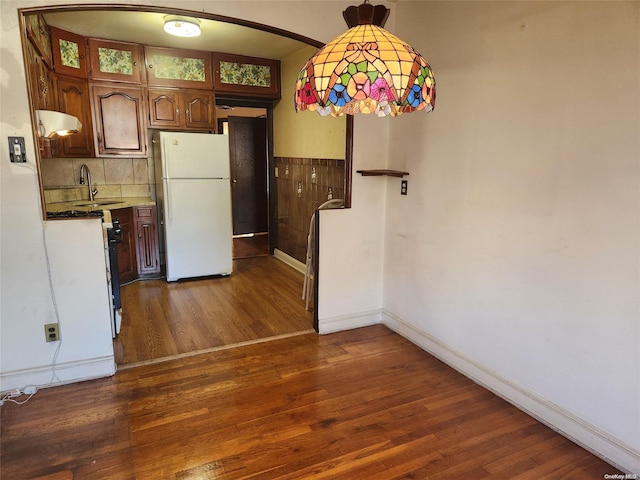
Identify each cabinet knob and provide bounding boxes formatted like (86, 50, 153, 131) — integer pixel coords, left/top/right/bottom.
(133, 61, 138, 66)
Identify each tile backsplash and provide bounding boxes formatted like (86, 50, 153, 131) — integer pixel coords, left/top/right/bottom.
(41, 156, 154, 203)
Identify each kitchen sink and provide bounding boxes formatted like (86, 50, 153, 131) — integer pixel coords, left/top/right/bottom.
(73, 201, 122, 207)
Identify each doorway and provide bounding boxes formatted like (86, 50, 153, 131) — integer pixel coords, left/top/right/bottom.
(217, 104, 271, 259)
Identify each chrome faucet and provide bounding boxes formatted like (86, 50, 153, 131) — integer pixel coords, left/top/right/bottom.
(79, 164, 98, 202)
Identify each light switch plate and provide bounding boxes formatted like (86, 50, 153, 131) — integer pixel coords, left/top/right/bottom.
(8, 137, 27, 163)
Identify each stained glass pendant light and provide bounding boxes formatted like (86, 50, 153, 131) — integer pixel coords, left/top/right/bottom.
(295, 1, 435, 117)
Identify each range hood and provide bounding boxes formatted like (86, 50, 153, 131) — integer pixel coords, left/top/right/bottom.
(36, 110, 82, 138)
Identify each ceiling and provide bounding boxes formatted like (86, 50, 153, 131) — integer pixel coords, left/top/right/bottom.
(43, 9, 313, 60)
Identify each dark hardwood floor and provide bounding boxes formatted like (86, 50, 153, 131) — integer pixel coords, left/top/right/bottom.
(0, 325, 619, 479)
(115, 256, 313, 366)
(233, 233, 269, 258)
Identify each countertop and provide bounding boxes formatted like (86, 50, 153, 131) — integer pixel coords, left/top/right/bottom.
(45, 197, 156, 223)
(46, 197, 155, 213)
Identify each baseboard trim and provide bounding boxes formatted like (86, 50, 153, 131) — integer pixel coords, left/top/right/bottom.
(382, 309, 640, 474)
(273, 248, 306, 274)
(319, 308, 382, 334)
(0, 356, 116, 393)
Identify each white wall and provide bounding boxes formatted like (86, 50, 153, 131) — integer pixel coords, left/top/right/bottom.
(4, 0, 636, 473)
(1, 2, 115, 390)
(382, 1, 639, 472)
(0, 0, 388, 388)
(318, 114, 389, 332)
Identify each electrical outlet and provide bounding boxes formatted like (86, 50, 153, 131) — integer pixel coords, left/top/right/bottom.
(44, 323, 60, 342)
(401, 180, 408, 195)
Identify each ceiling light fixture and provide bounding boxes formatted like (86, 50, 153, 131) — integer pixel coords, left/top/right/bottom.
(295, 1, 435, 117)
(163, 15, 201, 37)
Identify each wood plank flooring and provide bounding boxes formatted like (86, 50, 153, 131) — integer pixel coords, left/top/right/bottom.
(233, 234, 269, 258)
(1, 326, 620, 479)
(115, 256, 312, 366)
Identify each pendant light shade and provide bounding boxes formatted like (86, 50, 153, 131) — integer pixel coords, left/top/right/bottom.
(295, 1, 435, 117)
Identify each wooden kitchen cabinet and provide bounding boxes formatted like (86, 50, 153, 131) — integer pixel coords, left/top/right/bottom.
(213, 52, 280, 99)
(133, 206, 160, 276)
(111, 207, 137, 284)
(26, 41, 56, 111)
(50, 27, 88, 78)
(55, 75, 94, 157)
(91, 83, 147, 157)
(145, 46, 213, 90)
(148, 88, 216, 131)
(88, 38, 144, 84)
(25, 13, 52, 67)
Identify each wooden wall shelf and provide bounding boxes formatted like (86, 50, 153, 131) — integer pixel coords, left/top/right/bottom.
(356, 169, 409, 178)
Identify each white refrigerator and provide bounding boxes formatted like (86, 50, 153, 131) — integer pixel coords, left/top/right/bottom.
(155, 131, 233, 282)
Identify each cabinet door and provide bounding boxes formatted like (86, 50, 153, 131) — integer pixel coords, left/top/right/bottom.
(213, 52, 280, 99)
(50, 27, 88, 78)
(112, 208, 137, 283)
(183, 90, 216, 131)
(55, 75, 94, 157)
(91, 84, 147, 157)
(26, 42, 56, 111)
(148, 89, 182, 128)
(25, 14, 52, 67)
(134, 206, 160, 275)
(88, 39, 144, 84)
(145, 46, 213, 89)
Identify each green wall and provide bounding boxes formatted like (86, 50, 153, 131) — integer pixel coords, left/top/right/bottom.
(274, 45, 346, 159)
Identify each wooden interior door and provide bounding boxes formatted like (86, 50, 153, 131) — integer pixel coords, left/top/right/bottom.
(228, 116, 268, 235)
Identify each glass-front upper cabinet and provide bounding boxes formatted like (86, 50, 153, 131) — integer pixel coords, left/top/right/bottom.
(88, 39, 145, 84)
(144, 46, 213, 90)
(213, 53, 280, 99)
(25, 14, 52, 67)
(50, 26, 88, 78)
